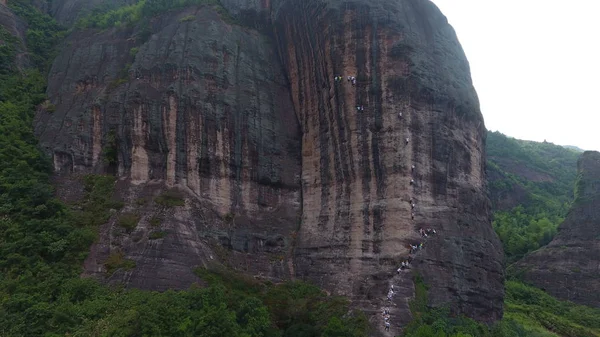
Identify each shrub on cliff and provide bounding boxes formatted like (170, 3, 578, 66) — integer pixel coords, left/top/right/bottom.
(74, 0, 231, 30)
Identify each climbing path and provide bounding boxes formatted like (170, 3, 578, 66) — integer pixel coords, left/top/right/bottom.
(332, 72, 439, 335)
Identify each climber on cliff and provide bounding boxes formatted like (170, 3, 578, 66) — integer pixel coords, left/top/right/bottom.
(385, 321, 390, 331)
(352, 78, 356, 86)
(410, 179, 415, 185)
(411, 212, 415, 220)
(411, 203, 415, 209)
(419, 228, 425, 236)
(419, 243, 423, 250)
(412, 164, 415, 171)
(398, 112, 403, 119)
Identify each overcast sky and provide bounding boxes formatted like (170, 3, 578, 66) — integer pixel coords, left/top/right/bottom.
(430, 0, 600, 151)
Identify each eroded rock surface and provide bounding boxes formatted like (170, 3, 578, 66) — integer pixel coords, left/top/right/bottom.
(35, 0, 504, 332)
(36, 5, 301, 290)
(271, 0, 504, 332)
(516, 151, 600, 307)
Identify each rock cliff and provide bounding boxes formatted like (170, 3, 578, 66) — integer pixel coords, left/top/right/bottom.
(31, 0, 504, 332)
(36, 5, 302, 290)
(515, 151, 600, 308)
(271, 0, 505, 329)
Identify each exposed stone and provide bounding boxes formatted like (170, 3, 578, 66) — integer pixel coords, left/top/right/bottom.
(37, 5, 301, 290)
(37, 0, 504, 332)
(269, 0, 504, 333)
(515, 151, 600, 307)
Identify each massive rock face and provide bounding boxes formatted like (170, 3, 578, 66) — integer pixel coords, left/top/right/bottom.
(516, 151, 600, 308)
(35, 5, 302, 290)
(32, 0, 504, 332)
(271, 0, 503, 329)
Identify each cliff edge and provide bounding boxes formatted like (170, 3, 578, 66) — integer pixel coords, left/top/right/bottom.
(515, 151, 600, 307)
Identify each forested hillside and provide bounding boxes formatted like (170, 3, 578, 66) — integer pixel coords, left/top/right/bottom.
(0, 1, 599, 337)
(486, 131, 580, 262)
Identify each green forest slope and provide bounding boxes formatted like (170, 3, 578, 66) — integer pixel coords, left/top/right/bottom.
(486, 131, 580, 262)
(0, 1, 598, 336)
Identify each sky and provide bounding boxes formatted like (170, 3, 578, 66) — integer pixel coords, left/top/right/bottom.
(430, 0, 600, 151)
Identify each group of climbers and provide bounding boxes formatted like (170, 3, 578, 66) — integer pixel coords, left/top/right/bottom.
(382, 308, 391, 331)
(331, 70, 440, 333)
(419, 227, 437, 238)
(396, 258, 411, 274)
(334, 75, 356, 86)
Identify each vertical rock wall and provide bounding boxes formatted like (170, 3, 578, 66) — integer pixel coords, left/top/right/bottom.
(272, 0, 503, 331)
(35, 6, 302, 289)
(35, 0, 505, 331)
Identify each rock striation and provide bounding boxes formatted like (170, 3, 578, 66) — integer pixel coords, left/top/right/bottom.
(270, 0, 504, 332)
(35, 5, 302, 290)
(516, 151, 600, 308)
(31, 0, 504, 332)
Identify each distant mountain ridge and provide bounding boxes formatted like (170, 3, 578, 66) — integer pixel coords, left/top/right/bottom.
(562, 145, 585, 152)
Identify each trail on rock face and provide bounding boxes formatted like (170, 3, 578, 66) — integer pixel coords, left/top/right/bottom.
(35, 0, 505, 331)
(273, 0, 504, 329)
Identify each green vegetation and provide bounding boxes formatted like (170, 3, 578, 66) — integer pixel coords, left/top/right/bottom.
(149, 215, 162, 227)
(155, 189, 186, 207)
(179, 14, 196, 22)
(129, 46, 139, 57)
(75, 0, 233, 30)
(402, 275, 507, 337)
(102, 129, 119, 164)
(503, 281, 600, 337)
(401, 275, 600, 337)
(149, 230, 167, 239)
(0, 26, 19, 74)
(104, 250, 137, 274)
(117, 212, 140, 233)
(487, 131, 580, 262)
(1, 1, 598, 336)
(7, 0, 65, 72)
(196, 267, 369, 337)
